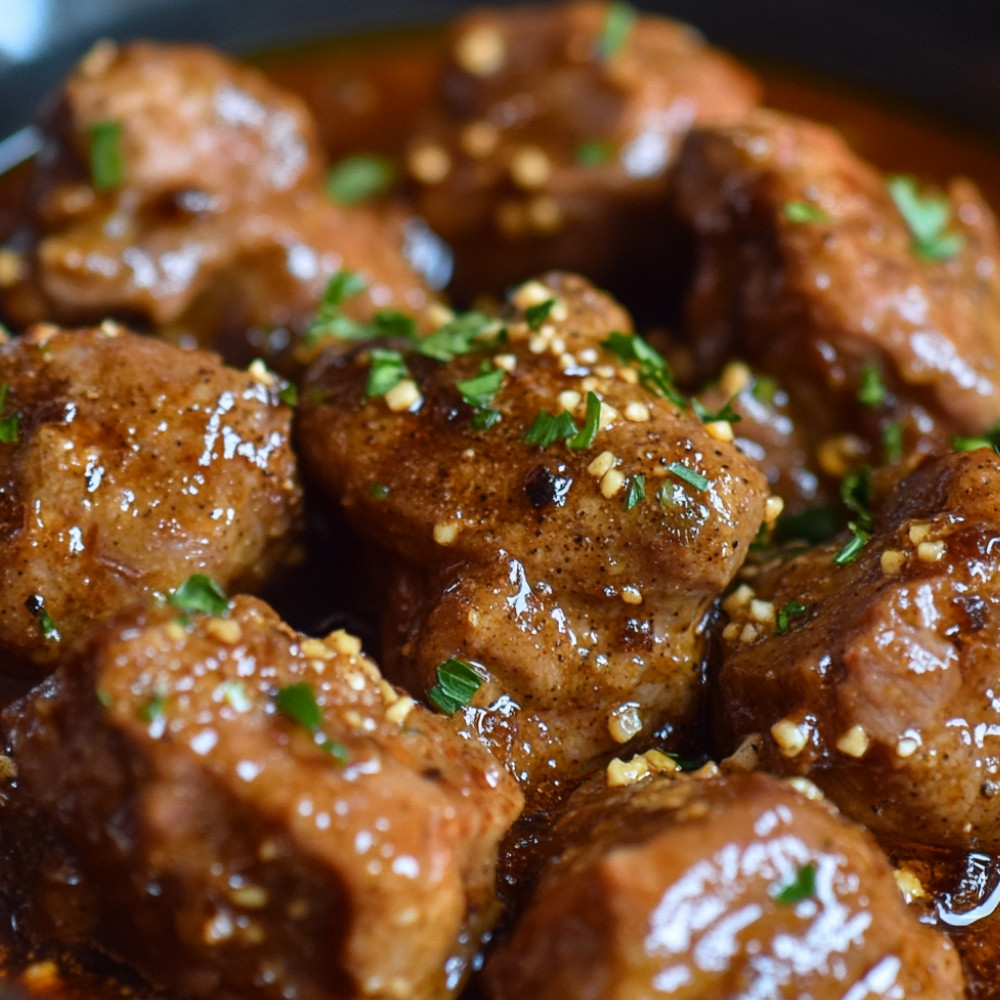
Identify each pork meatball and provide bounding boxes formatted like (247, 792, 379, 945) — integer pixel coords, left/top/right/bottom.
(0, 41, 437, 367)
(297, 272, 768, 792)
(0, 595, 523, 1000)
(483, 766, 964, 999)
(0, 323, 301, 673)
(674, 109, 1000, 505)
(718, 448, 1000, 850)
(408, 0, 759, 301)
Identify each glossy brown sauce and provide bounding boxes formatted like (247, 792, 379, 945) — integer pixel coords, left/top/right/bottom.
(2, 21, 1000, 1000)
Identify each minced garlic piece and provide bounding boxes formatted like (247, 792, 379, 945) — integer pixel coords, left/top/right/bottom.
(453, 24, 506, 76)
(771, 717, 810, 757)
(835, 724, 870, 758)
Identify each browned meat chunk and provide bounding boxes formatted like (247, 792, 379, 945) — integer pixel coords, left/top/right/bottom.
(0, 595, 522, 1000)
(674, 109, 1000, 506)
(408, 0, 759, 301)
(0, 323, 301, 673)
(297, 272, 768, 791)
(0, 41, 437, 366)
(717, 448, 1000, 850)
(482, 766, 964, 999)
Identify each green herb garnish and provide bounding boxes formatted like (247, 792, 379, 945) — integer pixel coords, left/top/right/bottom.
(751, 374, 779, 406)
(524, 298, 556, 330)
(275, 682, 348, 760)
(325, 153, 396, 205)
(523, 409, 579, 449)
(953, 423, 1000, 454)
(370, 483, 390, 499)
(776, 600, 808, 635)
(596, 1, 636, 60)
(575, 139, 615, 167)
(833, 523, 872, 566)
(304, 269, 370, 344)
(771, 862, 817, 905)
(857, 363, 887, 408)
(457, 367, 504, 430)
(776, 504, 840, 545)
(167, 575, 229, 616)
(0, 384, 21, 443)
(140, 691, 167, 724)
(667, 462, 710, 491)
(88, 120, 125, 191)
(428, 658, 483, 714)
(888, 174, 964, 262)
(882, 420, 903, 463)
(417, 311, 498, 362)
(277, 382, 298, 408)
(692, 396, 742, 425)
(365, 348, 409, 399)
(625, 474, 646, 510)
(602, 331, 686, 407)
(832, 466, 874, 566)
(784, 200, 829, 224)
(567, 391, 601, 451)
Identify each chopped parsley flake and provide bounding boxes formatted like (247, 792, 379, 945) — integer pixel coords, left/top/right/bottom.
(274, 682, 348, 760)
(751, 374, 780, 406)
(953, 423, 1000, 454)
(523, 409, 579, 449)
(882, 420, 903, 463)
(305, 270, 370, 344)
(833, 523, 872, 566)
(524, 298, 556, 330)
(667, 462, 710, 491)
(365, 348, 410, 399)
(567, 391, 601, 451)
(602, 331, 686, 407)
(775, 504, 839, 545)
(417, 311, 499, 362)
(596, 1, 636, 60)
(624, 474, 646, 510)
(857, 363, 887, 408)
(370, 482, 391, 499)
(428, 658, 483, 714)
(0, 384, 20, 443)
(776, 600, 808, 635)
(771, 862, 817, 905)
(832, 466, 874, 566)
(458, 367, 505, 430)
(277, 382, 298, 408)
(325, 153, 396, 205)
(692, 396, 742, 425)
(784, 200, 829, 224)
(88, 120, 125, 191)
(888, 175, 965, 262)
(140, 691, 167, 724)
(167, 575, 229, 616)
(95, 686, 113, 709)
(575, 139, 615, 167)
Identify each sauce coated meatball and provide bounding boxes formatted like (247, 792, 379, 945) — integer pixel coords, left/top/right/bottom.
(483, 767, 964, 999)
(298, 272, 769, 790)
(0, 596, 523, 1000)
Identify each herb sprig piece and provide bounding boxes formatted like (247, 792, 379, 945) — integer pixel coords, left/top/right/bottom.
(167, 575, 229, 616)
(771, 862, 817, 905)
(457, 367, 505, 430)
(326, 153, 396, 205)
(428, 658, 483, 714)
(0, 384, 20, 443)
(88, 120, 125, 191)
(602, 332, 686, 407)
(888, 175, 965, 262)
(596, 2, 636, 60)
(275, 682, 349, 761)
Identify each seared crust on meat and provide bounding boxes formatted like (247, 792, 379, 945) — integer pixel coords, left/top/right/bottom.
(409, 0, 759, 300)
(0, 596, 522, 1000)
(674, 109, 1000, 504)
(483, 768, 965, 999)
(1, 41, 436, 366)
(717, 448, 1000, 850)
(298, 272, 768, 787)
(0, 323, 301, 672)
